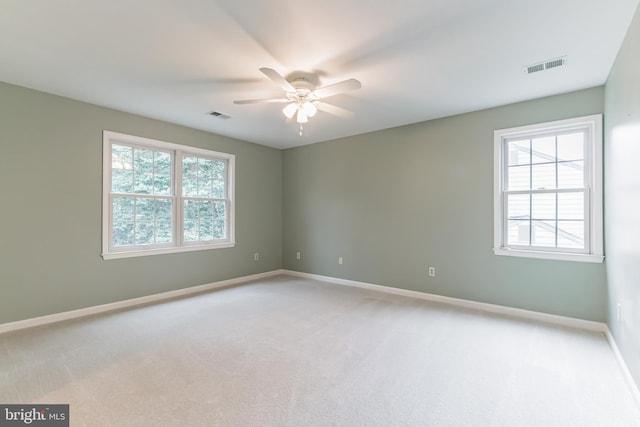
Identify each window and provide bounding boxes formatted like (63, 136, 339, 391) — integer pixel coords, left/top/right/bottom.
(102, 131, 235, 260)
(493, 115, 603, 262)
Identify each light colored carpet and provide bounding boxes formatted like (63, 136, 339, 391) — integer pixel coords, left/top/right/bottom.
(1, 275, 639, 426)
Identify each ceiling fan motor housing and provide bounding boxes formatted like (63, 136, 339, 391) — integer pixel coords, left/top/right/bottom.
(290, 77, 315, 94)
(287, 78, 319, 104)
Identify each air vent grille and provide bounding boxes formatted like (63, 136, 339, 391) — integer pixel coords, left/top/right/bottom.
(524, 56, 567, 74)
(208, 111, 232, 119)
(527, 64, 545, 74)
(545, 58, 565, 70)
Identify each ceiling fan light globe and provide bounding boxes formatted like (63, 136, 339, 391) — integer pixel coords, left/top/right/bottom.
(303, 101, 317, 117)
(296, 109, 308, 123)
(282, 103, 297, 119)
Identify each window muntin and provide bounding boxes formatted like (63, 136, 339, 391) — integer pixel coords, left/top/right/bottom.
(494, 115, 603, 263)
(103, 131, 235, 260)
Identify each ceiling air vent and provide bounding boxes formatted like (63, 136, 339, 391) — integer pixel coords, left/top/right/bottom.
(524, 56, 567, 74)
(208, 111, 232, 119)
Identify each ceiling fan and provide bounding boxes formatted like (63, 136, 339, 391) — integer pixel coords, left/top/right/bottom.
(234, 68, 361, 135)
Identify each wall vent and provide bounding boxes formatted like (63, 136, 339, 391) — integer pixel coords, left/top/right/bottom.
(526, 63, 545, 74)
(208, 111, 232, 119)
(524, 56, 567, 74)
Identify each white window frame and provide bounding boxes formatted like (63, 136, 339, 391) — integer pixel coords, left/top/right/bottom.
(493, 115, 604, 263)
(102, 131, 235, 260)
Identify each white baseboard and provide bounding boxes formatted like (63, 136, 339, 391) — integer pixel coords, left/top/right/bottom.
(283, 269, 640, 410)
(283, 270, 607, 332)
(604, 327, 640, 409)
(0, 270, 285, 335)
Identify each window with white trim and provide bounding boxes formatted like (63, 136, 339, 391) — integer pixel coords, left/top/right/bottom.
(493, 115, 603, 263)
(102, 131, 235, 260)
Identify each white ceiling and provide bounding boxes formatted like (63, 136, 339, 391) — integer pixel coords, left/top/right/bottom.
(1, 0, 638, 149)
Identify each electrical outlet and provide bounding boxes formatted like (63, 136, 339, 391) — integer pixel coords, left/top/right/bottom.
(338, 256, 343, 265)
(253, 252, 259, 261)
(428, 267, 435, 277)
(296, 252, 301, 260)
(617, 303, 622, 321)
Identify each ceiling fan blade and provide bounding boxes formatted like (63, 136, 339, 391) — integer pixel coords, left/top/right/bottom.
(233, 98, 289, 104)
(314, 78, 361, 99)
(259, 67, 295, 92)
(316, 102, 354, 118)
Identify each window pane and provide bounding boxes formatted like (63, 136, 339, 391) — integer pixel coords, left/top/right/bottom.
(112, 145, 133, 170)
(135, 198, 154, 221)
(183, 156, 198, 197)
(507, 140, 530, 166)
(112, 196, 135, 247)
(199, 200, 213, 220)
(184, 200, 198, 222)
(532, 193, 556, 220)
(213, 160, 226, 180)
(112, 169, 133, 193)
(184, 220, 198, 241)
(113, 222, 134, 246)
(112, 145, 135, 193)
(135, 148, 153, 173)
(557, 221, 585, 249)
(154, 173, 171, 195)
(557, 132, 584, 162)
(532, 221, 555, 247)
(154, 151, 171, 175)
(558, 161, 584, 188)
(507, 220, 530, 246)
(198, 178, 212, 198)
(155, 199, 173, 221)
(198, 158, 213, 198)
(113, 197, 134, 222)
(135, 222, 154, 245)
(183, 155, 197, 174)
(152, 197, 174, 244)
(558, 192, 584, 220)
(507, 165, 530, 190)
(134, 172, 153, 194)
(156, 221, 173, 244)
(213, 220, 226, 239)
(507, 194, 529, 220)
(199, 219, 214, 241)
(183, 177, 197, 197)
(214, 201, 226, 220)
(183, 200, 201, 242)
(213, 179, 225, 198)
(531, 136, 556, 164)
(531, 163, 556, 190)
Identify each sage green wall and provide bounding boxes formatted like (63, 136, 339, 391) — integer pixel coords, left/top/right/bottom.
(604, 4, 640, 387)
(283, 87, 606, 321)
(0, 82, 282, 324)
(0, 81, 611, 325)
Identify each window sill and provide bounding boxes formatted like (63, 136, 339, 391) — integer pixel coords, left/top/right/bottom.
(493, 248, 604, 263)
(102, 242, 235, 260)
